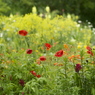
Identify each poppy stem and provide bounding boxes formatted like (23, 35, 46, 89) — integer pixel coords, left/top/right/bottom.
(64, 63, 67, 78)
(64, 57, 68, 78)
(25, 37, 30, 48)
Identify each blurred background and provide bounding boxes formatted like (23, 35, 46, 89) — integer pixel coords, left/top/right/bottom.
(0, 0, 95, 27)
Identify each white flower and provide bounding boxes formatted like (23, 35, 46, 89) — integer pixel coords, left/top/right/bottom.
(7, 38, 11, 41)
(88, 22, 91, 24)
(0, 33, 3, 37)
(71, 38, 76, 42)
(78, 20, 82, 23)
(76, 24, 80, 27)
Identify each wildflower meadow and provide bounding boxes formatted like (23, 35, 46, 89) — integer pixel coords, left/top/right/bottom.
(0, 8, 95, 95)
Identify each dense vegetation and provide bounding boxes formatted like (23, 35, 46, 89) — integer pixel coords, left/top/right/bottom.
(0, 1, 95, 95)
(0, 0, 95, 27)
(0, 11, 95, 94)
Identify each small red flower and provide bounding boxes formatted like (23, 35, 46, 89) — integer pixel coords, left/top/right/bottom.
(30, 71, 41, 78)
(45, 43, 52, 50)
(18, 30, 28, 36)
(75, 64, 82, 72)
(40, 56, 46, 61)
(26, 49, 33, 54)
(36, 75, 41, 78)
(86, 46, 92, 51)
(19, 79, 25, 86)
(87, 50, 93, 56)
(30, 71, 37, 76)
(55, 50, 64, 57)
(86, 46, 94, 56)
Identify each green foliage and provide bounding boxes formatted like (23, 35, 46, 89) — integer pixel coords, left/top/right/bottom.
(0, 13, 95, 95)
(0, 0, 95, 26)
(0, 0, 10, 15)
(2, 0, 34, 15)
(79, 0, 95, 26)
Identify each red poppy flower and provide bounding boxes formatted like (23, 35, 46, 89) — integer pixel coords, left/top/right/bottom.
(30, 71, 37, 76)
(26, 49, 33, 54)
(18, 30, 28, 36)
(30, 71, 41, 78)
(40, 56, 46, 61)
(54, 50, 64, 57)
(75, 64, 82, 72)
(87, 50, 93, 56)
(86, 46, 92, 51)
(36, 75, 41, 78)
(19, 79, 25, 86)
(45, 43, 52, 50)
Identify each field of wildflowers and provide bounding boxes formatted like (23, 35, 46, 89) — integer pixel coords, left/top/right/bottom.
(0, 9, 95, 95)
